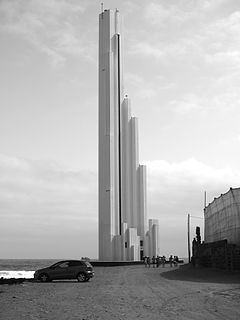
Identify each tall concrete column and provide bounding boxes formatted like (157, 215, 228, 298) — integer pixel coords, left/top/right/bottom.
(121, 98, 131, 225)
(130, 117, 139, 228)
(99, 10, 122, 260)
(138, 165, 147, 237)
(98, 8, 158, 261)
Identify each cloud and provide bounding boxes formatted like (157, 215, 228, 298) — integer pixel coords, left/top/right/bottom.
(1, 153, 240, 258)
(125, 72, 157, 100)
(144, 0, 232, 27)
(0, 0, 93, 67)
(202, 11, 240, 71)
(236, 134, 240, 143)
(143, 158, 240, 256)
(0, 153, 97, 215)
(129, 42, 164, 60)
(169, 94, 203, 115)
(168, 88, 240, 117)
(146, 158, 240, 194)
(144, 1, 194, 27)
(0, 153, 97, 258)
(125, 72, 176, 106)
(130, 1, 240, 74)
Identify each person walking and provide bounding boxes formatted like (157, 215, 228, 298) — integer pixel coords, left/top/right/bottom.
(147, 256, 151, 268)
(169, 255, 173, 267)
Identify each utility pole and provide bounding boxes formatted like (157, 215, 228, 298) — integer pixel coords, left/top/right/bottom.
(187, 214, 191, 263)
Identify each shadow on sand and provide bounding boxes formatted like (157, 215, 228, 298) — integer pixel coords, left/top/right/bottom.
(160, 264, 240, 284)
(0, 279, 91, 285)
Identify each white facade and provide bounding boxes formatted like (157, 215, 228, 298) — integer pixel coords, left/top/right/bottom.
(98, 9, 159, 261)
(204, 187, 240, 245)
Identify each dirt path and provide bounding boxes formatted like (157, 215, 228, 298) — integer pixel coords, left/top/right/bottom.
(1, 265, 240, 320)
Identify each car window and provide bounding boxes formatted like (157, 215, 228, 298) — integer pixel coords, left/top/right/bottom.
(58, 262, 69, 268)
(69, 261, 83, 267)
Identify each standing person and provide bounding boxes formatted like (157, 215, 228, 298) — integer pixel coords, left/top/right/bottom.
(156, 256, 160, 268)
(161, 256, 166, 267)
(174, 255, 179, 267)
(152, 256, 156, 268)
(147, 256, 151, 268)
(169, 255, 173, 267)
(159, 256, 162, 267)
(143, 256, 148, 267)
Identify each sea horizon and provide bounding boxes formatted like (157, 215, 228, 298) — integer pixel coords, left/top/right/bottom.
(0, 257, 188, 279)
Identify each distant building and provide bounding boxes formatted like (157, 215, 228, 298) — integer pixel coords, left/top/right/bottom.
(204, 187, 240, 245)
(98, 9, 159, 261)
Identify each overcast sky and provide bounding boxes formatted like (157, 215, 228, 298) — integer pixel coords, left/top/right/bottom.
(1, 0, 240, 259)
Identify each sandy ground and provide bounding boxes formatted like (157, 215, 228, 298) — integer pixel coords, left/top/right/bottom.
(1, 264, 240, 320)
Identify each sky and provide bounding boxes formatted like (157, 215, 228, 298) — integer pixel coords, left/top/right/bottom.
(1, 0, 240, 259)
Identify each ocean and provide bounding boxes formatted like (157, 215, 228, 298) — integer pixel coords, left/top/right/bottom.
(0, 259, 60, 279)
(0, 258, 188, 279)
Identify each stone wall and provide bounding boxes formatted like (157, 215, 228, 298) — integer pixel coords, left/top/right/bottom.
(192, 239, 240, 270)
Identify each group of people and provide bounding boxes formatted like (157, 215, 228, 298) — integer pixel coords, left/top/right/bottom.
(143, 255, 179, 268)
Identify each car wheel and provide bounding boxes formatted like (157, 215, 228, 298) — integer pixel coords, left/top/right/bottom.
(38, 273, 49, 282)
(77, 273, 87, 282)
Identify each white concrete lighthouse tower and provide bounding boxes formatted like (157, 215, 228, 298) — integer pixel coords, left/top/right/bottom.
(98, 9, 159, 261)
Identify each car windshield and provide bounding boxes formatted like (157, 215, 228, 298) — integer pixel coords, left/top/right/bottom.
(50, 262, 61, 268)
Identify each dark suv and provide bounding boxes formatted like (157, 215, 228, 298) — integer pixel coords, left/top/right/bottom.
(34, 260, 94, 282)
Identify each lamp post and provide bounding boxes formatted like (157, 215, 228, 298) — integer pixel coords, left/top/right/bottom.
(187, 214, 191, 263)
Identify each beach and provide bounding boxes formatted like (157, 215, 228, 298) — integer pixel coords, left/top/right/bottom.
(1, 264, 240, 320)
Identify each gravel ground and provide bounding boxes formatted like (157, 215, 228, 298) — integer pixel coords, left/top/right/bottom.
(1, 264, 240, 320)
